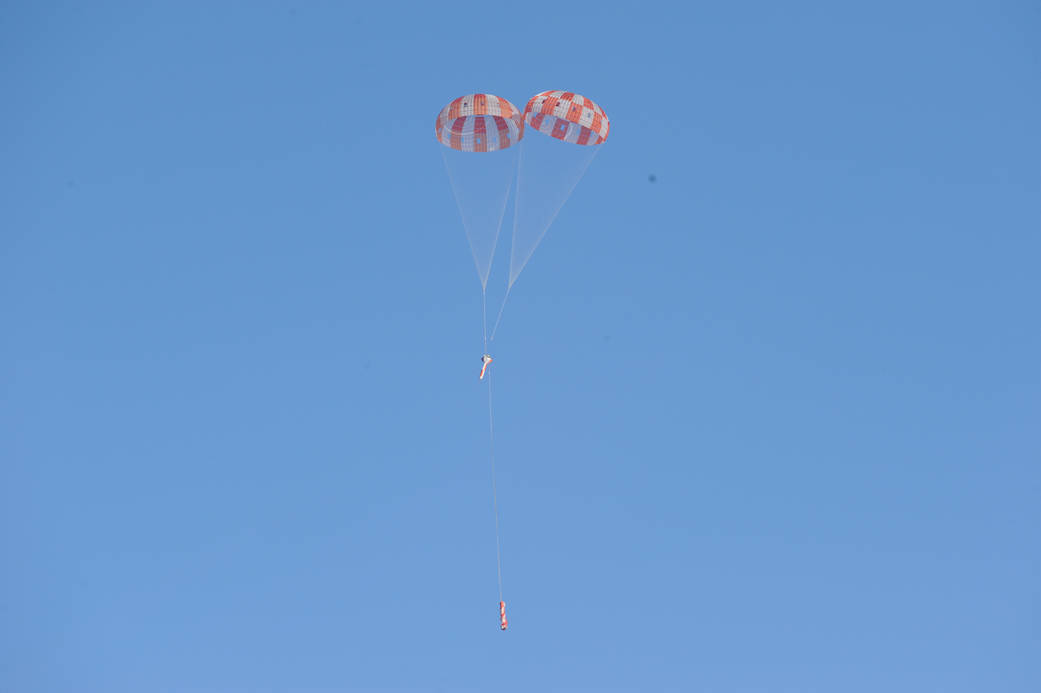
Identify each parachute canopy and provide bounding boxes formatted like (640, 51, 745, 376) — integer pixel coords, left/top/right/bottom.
(436, 93, 525, 152)
(523, 91, 610, 146)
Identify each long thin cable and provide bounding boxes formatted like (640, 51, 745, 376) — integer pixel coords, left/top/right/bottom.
(487, 369, 503, 602)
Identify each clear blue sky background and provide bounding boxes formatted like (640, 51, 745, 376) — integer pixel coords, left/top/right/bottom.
(2, 2, 1038, 691)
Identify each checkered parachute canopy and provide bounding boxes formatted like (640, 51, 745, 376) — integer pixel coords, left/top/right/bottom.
(523, 90, 610, 146)
(435, 94, 525, 152)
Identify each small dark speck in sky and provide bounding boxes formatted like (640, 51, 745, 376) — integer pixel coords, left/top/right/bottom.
(648, 174, 656, 183)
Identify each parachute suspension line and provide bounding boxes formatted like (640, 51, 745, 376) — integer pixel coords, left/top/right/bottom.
(489, 142, 601, 342)
(441, 145, 514, 290)
(487, 137, 525, 343)
(439, 147, 483, 279)
(482, 288, 488, 353)
(506, 144, 601, 287)
(489, 285, 511, 342)
(487, 369, 504, 603)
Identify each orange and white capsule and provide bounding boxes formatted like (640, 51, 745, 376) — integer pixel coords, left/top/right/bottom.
(499, 600, 508, 630)
(479, 354, 493, 380)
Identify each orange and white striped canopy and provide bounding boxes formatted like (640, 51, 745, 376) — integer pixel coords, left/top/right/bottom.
(435, 94, 524, 152)
(524, 90, 610, 146)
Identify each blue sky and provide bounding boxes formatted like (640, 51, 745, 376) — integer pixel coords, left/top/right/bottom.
(2, 1, 1038, 691)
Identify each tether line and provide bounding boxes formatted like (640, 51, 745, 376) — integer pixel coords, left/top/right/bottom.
(487, 369, 503, 602)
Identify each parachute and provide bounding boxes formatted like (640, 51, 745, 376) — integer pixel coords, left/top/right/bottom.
(435, 93, 524, 152)
(437, 94, 524, 293)
(436, 90, 610, 630)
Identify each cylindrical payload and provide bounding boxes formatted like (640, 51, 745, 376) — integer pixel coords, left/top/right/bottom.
(499, 601, 508, 630)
